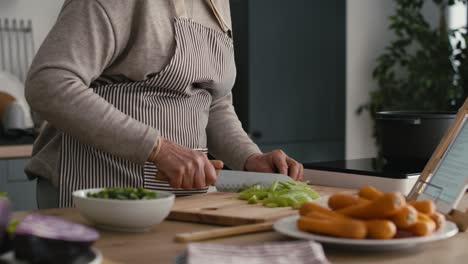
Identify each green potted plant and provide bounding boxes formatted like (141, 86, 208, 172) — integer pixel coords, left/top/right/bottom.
(358, 0, 467, 164)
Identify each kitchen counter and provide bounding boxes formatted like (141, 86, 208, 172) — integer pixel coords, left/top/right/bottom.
(0, 144, 32, 159)
(11, 186, 468, 264)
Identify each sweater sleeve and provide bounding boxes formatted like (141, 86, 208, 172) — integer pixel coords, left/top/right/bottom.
(25, 0, 159, 165)
(206, 93, 262, 170)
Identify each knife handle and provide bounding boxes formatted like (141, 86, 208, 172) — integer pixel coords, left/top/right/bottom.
(174, 222, 274, 243)
(155, 160, 222, 182)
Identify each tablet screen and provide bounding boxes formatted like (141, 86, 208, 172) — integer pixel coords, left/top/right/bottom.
(422, 115, 468, 213)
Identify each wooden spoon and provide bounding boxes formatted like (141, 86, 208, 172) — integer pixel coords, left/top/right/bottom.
(175, 222, 274, 243)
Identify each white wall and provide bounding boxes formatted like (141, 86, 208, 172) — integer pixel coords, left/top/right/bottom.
(0, 0, 64, 53)
(345, 0, 441, 160)
(448, 1, 467, 29)
(345, 0, 394, 159)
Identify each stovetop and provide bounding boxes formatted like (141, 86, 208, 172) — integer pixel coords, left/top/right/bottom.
(304, 158, 425, 179)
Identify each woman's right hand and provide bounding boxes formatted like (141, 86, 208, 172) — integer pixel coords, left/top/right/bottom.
(149, 137, 223, 189)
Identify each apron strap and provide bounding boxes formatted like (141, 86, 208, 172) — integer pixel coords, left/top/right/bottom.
(173, 0, 231, 34)
(206, 0, 232, 34)
(173, 0, 189, 18)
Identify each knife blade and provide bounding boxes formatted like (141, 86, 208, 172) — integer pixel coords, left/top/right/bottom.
(214, 170, 293, 192)
(155, 168, 293, 192)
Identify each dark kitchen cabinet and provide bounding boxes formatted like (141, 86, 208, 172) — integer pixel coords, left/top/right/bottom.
(0, 158, 37, 211)
(230, 0, 346, 163)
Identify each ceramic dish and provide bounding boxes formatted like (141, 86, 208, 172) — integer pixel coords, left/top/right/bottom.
(273, 215, 458, 250)
(73, 188, 174, 232)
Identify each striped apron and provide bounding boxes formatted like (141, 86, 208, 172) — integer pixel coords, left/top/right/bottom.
(58, 0, 235, 207)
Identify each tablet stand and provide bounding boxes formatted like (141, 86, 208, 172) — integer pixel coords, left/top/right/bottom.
(408, 98, 468, 232)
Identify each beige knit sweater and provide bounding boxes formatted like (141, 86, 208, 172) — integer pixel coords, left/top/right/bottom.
(25, 0, 261, 186)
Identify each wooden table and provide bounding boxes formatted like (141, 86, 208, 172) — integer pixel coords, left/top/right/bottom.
(11, 186, 468, 264)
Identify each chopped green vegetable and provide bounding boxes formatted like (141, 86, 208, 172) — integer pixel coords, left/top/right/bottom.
(265, 203, 279, 208)
(269, 181, 279, 192)
(87, 187, 158, 200)
(248, 195, 258, 204)
(238, 181, 319, 209)
(0, 192, 7, 199)
(7, 219, 19, 235)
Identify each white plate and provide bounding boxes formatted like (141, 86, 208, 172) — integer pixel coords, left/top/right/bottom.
(90, 248, 103, 264)
(0, 247, 102, 264)
(273, 215, 459, 250)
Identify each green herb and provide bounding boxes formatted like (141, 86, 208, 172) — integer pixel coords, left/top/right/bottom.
(238, 181, 319, 209)
(87, 187, 158, 200)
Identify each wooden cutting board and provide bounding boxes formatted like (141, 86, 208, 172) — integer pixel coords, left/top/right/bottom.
(167, 192, 298, 226)
(167, 186, 336, 226)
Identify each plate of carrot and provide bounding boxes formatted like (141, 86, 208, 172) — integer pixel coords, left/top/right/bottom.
(273, 186, 458, 250)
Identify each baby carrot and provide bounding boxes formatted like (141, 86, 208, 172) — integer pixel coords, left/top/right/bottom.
(407, 213, 436, 236)
(297, 216, 367, 239)
(408, 200, 436, 215)
(358, 185, 384, 200)
(328, 193, 370, 210)
(337, 192, 406, 219)
(389, 205, 418, 229)
(365, 220, 397, 239)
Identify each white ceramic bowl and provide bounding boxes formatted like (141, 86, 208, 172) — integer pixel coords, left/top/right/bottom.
(73, 188, 175, 232)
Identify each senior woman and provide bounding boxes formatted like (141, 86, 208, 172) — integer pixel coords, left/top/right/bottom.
(25, 0, 304, 208)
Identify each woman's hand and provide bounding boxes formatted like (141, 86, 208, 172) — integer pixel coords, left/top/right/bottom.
(244, 150, 304, 181)
(150, 138, 223, 189)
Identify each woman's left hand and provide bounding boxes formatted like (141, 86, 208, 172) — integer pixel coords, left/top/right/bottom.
(244, 150, 304, 181)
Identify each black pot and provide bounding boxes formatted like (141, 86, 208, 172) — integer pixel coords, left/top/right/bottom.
(376, 111, 456, 165)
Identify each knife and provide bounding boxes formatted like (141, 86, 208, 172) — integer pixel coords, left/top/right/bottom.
(214, 170, 293, 192)
(155, 161, 293, 192)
